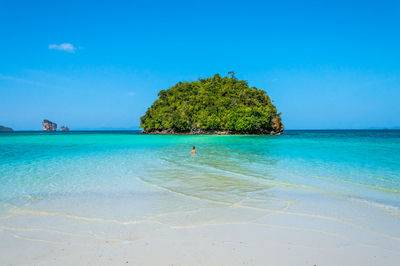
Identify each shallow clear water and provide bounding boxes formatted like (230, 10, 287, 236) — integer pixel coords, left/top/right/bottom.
(1, 130, 399, 212)
(1, 131, 400, 264)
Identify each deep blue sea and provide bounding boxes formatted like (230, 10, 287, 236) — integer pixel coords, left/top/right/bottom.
(0, 130, 399, 211)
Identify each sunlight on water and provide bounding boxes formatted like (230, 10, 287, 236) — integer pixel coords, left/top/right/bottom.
(0, 130, 400, 226)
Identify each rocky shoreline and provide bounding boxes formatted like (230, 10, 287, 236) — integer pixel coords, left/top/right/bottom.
(140, 129, 283, 135)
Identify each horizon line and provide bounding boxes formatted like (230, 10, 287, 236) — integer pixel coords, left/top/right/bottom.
(3, 128, 400, 132)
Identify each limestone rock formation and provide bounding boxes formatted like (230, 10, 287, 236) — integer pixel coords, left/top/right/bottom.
(60, 126, 70, 131)
(42, 119, 57, 131)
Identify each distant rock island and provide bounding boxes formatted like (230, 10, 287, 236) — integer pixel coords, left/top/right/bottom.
(42, 119, 57, 131)
(60, 126, 70, 131)
(140, 73, 284, 135)
(0, 125, 13, 132)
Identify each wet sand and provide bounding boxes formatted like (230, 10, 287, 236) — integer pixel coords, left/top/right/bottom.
(1, 186, 399, 266)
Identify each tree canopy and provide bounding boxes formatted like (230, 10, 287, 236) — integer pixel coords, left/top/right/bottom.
(140, 73, 284, 134)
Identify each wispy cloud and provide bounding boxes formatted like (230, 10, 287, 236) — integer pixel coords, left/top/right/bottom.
(0, 73, 61, 89)
(48, 43, 77, 53)
(0, 74, 41, 85)
(127, 92, 135, 97)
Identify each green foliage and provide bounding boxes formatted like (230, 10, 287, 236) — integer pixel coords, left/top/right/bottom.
(140, 73, 283, 133)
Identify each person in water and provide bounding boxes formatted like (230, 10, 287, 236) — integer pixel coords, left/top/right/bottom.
(190, 146, 196, 154)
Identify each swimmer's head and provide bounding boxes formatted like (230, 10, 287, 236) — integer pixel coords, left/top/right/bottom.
(193, 146, 195, 149)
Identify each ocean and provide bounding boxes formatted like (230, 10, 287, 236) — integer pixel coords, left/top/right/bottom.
(1, 130, 399, 211)
(1, 130, 400, 264)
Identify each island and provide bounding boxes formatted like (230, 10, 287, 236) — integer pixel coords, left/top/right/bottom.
(60, 126, 70, 131)
(140, 73, 284, 135)
(42, 119, 57, 131)
(0, 125, 13, 132)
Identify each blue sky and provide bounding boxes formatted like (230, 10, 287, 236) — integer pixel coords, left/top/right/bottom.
(0, 0, 399, 130)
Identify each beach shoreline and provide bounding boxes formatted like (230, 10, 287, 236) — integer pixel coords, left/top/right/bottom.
(1, 183, 400, 266)
(1, 131, 399, 265)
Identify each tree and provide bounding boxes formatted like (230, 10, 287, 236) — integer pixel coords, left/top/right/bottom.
(140, 73, 284, 134)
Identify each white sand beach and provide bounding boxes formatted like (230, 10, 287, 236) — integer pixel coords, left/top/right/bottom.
(1, 184, 399, 266)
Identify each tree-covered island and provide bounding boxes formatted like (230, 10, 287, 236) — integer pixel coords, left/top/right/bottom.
(0, 125, 13, 132)
(140, 73, 284, 135)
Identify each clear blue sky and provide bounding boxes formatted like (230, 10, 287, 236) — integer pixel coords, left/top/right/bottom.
(1, 0, 399, 130)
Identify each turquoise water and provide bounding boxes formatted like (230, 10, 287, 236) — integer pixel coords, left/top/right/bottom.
(0, 130, 400, 212)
